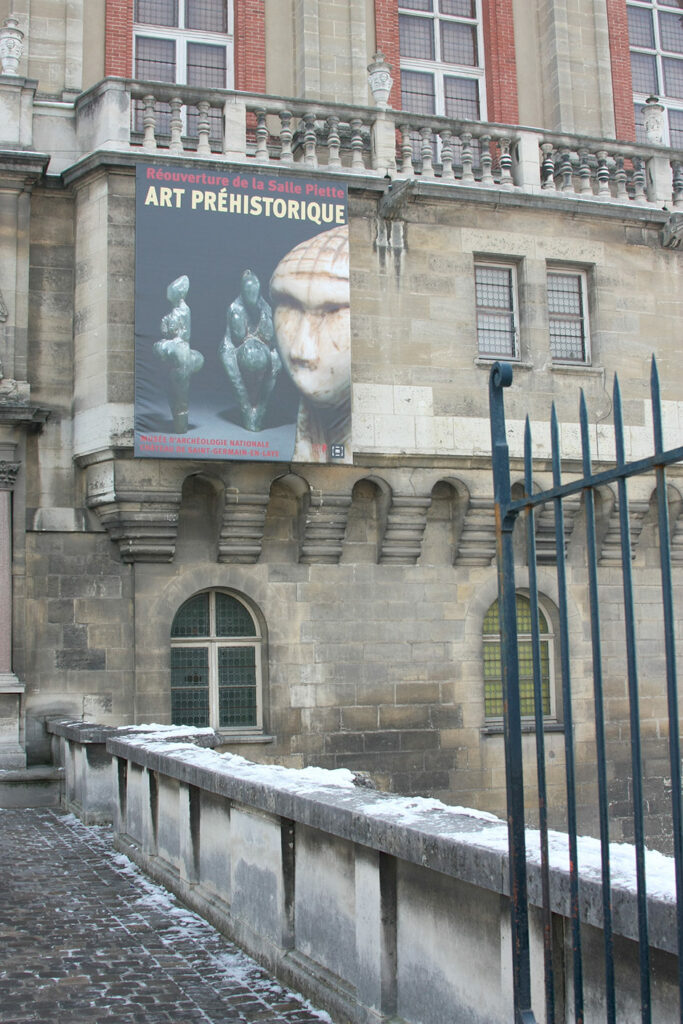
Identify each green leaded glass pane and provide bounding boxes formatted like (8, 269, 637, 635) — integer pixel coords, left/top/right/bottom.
(172, 593, 209, 637)
(218, 647, 257, 727)
(516, 595, 532, 632)
(483, 600, 551, 718)
(216, 593, 256, 637)
(171, 647, 209, 726)
(484, 640, 503, 717)
(483, 600, 500, 635)
(483, 596, 548, 636)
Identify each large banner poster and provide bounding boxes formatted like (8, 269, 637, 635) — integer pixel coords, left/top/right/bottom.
(134, 164, 351, 464)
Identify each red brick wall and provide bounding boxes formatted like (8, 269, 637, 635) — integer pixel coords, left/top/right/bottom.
(374, 0, 401, 109)
(234, 0, 266, 93)
(105, 0, 133, 78)
(481, 0, 519, 124)
(606, 0, 636, 141)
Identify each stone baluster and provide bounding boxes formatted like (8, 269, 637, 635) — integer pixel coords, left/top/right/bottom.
(498, 137, 513, 189)
(254, 107, 269, 163)
(480, 134, 494, 186)
(420, 126, 434, 179)
(461, 131, 475, 183)
(142, 94, 157, 151)
(614, 154, 629, 202)
(350, 118, 365, 171)
(632, 156, 647, 204)
(577, 149, 592, 194)
(196, 100, 211, 155)
(672, 161, 683, 209)
(559, 148, 574, 192)
(303, 112, 318, 167)
(326, 115, 342, 170)
(279, 110, 293, 165)
(399, 124, 415, 178)
(540, 143, 556, 190)
(169, 95, 183, 153)
(595, 151, 611, 198)
(439, 129, 455, 181)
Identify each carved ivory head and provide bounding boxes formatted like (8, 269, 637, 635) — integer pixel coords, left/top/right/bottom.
(269, 225, 350, 407)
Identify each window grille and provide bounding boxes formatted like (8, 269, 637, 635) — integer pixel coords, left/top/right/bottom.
(547, 271, 589, 363)
(475, 263, 518, 358)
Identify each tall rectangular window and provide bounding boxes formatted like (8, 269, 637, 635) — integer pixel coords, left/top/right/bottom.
(475, 263, 518, 358)
(134, 0, 233, 143)
(628, 0, 683, 147)
(547, 270, 590, 363)
(399, 0, 485, 121)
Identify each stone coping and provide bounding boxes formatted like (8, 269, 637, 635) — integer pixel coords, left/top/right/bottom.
(46, 718, 218, 748)
(106, 733, 678, 957)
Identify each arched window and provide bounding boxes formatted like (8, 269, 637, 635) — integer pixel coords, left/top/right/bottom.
(170, 590, 263, 731)
(483, 594, 554, 720)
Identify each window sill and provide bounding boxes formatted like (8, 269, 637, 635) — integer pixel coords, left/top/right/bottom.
(475, 357, 533, 370)
(481, 722, 564, 736)
(550, 362, 603, 375)
(214, 732, 275, 744)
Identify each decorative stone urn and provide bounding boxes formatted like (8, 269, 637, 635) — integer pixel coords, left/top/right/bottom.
(642, 95, 666, 146)
(0, 15, 23, 76)
(367, 51, 393, 110)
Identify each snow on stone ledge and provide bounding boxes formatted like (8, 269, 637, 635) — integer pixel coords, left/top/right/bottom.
(111, 736, 678, 906)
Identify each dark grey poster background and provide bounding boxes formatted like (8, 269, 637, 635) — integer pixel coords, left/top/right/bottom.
(134, 164, 348, 461)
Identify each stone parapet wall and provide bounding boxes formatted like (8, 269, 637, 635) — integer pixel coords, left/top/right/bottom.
(48, 721, 681, 1024)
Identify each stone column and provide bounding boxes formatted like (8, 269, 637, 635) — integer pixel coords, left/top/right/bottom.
(0, 442, 25, 768)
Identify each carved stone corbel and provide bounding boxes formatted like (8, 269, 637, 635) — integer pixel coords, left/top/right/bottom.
(661, 212, 683, 250)
(300, 492, 352, 564)
(379, 494, 431, 565)
(455, 496, 497, 566)
(218, 489, 270, 564)
(89, 490, 182, 563)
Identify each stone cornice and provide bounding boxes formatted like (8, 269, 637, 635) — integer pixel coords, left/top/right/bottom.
(0, 148, 50, 184)
(0, 402, 49, 430)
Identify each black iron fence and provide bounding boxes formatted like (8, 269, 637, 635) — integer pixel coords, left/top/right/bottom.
(489, 358, 683, 1024)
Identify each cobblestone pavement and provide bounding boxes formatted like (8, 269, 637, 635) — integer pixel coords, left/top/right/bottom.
(0, 808, 332, 1024)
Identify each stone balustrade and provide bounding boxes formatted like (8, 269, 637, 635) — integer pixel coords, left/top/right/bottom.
(68, 78, 683, 210)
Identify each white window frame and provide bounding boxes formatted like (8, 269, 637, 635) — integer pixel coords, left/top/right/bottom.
(483, 594, 557, 723)
(398, 0, 488, 120)
(627, 0, 683, 147)
(547, 267, 591, 365)
(134, 0, 234, 91)
(170, 589, 263, 734)
(474, 260, 520, 361)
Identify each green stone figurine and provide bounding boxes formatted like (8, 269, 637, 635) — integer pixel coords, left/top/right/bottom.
(153, 275, 204, 434)
(219, 270, 281, 432)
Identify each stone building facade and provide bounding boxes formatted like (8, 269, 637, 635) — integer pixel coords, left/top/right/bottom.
(0, 0, 682, 843)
